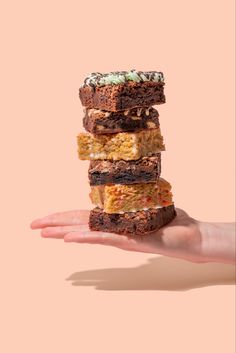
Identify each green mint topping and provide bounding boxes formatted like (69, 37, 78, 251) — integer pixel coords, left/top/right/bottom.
(82, 70, 164, 87)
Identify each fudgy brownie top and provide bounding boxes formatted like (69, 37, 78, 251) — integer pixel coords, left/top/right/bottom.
(89, 205, 176, 236)
(81, 70, 164, 88)
(89, 156, 161, 176)
(91, 205, 175, 223)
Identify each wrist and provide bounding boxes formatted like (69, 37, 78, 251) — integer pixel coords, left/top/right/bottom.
(199, 221, 236, 264)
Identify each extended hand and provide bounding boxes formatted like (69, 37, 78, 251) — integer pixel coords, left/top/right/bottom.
(31, 208, 235, 264)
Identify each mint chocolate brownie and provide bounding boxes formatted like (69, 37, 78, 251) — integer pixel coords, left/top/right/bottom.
(79, 70, 165, 112)
(89, 205, 176, 236)
(83, 107, 160, 134)
(89, 155, 161, 185)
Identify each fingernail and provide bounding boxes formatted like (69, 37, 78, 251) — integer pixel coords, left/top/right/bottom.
(30, 220, 40, 229)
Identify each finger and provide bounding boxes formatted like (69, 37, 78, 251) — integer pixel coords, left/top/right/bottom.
(175, 208, 189, 218)
(41, 224, 89, 239)
(64, 230, 138, 250)
(30, 210, 89, 229)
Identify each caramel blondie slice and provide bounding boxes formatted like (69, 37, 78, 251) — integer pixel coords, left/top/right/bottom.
(90, 178, 173, 214)
(77, 128, 165, 161)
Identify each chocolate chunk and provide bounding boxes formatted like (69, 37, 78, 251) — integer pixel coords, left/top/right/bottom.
(79, 81, 165, 112)
(83, 107, 160, 134)
(89, 205, 176, 236)
(89, 155, 161, 185)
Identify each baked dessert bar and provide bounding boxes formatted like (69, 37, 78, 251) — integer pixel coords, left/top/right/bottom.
(77, 128, 165, 161)
(88, 155, 161, 185)
(83, 107, 159, 134)
(89, 205, 176, 235)
(79, 70, 165, 112)
(90, 178, 173, 214)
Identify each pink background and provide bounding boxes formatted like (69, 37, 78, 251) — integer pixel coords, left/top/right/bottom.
(0, 0, 235, 352)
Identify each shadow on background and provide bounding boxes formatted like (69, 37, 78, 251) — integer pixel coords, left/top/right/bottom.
(66, 256, 235, 291)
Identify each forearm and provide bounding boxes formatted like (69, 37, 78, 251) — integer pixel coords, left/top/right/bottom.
(200, 222, 236, 264)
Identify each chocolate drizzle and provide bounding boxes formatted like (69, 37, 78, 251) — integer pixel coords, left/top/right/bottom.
(82, 70, 164, 88)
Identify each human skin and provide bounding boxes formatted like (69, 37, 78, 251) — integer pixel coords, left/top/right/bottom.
(30, 208, 236, 264)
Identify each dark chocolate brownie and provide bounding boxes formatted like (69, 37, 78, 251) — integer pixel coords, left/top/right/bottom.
(83, 107, 160, 134)
(89, 155, 161, 185)
(89, 205, 176, 236)
(79, 81, 165, 112)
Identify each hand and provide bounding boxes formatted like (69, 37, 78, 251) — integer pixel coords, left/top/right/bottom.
(30, 208, 235, 264)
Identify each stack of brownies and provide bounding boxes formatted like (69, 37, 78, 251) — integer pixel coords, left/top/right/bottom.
(77, 70, 176, 236)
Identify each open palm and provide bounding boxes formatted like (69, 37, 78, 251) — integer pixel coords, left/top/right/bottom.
(31, 208, 208, 262)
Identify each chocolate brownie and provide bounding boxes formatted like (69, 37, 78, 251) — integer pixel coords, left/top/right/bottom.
(79, 70, 165, 112)
(83, 107, 160, 134)
(89, 205, 176, 236)
(89, 155, 161, 185)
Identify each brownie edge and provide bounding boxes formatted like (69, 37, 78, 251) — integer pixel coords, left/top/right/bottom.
(89, 205, 176, 236)
(83, 107, 160, 134)
(79, 81, 165, 112)
(89, 155, 161, 185)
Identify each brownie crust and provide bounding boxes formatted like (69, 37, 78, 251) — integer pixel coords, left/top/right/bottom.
(79, 81, 165, 112)
(89, 155, 161, 185)
(83, 107, 160, 134)
(89, 205, 176, 236)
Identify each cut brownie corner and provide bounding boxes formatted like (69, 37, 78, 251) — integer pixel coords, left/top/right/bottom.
(89, 206, 176, 236)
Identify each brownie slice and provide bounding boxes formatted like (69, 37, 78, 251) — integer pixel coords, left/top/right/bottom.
(89, 205, 176, 236)
(89, 155, 161, 185)
(79, 81, 165, 112)
(83, 107, 160, 134)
